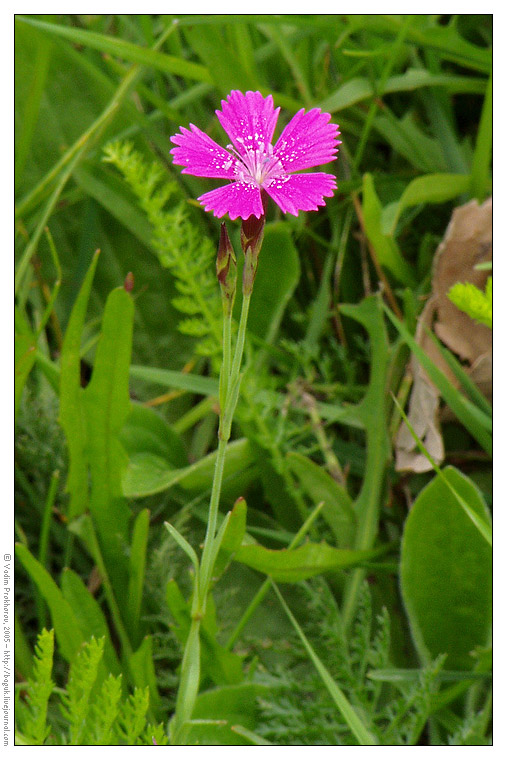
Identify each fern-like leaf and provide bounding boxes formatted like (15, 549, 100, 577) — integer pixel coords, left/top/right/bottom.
(18, 628, 55, 745)
(115, 687, 150, 745)
(90, 673, 123, 745)
(59, 637, 105, 745)
(447, 277, 492, 328)
(103, 140, 224, 359)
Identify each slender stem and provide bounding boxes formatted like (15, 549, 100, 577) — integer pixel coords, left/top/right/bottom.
(218, 302, 232, 425)
(200, 289, 252, 585)
(171, 617, 201, 745)
(230, 291, 251, 388)
(200, 436, 229, 579)
(171, 259, 254, 744)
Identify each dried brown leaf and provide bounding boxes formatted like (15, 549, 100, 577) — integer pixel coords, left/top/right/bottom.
(396, 198, 492, 473)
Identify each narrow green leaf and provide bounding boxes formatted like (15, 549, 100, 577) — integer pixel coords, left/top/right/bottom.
(183, 25, 253, 92)
(67, 514, 134, 660)
(234, 541, 390, 583)
(73, 165, 153, 249)
(213, 497, 247, 579)
(15, 615, 34, 680)
(60, 569, 121, 677)
(15, 545, 83, 663)
(199, 512, 232, 598)
(230, 725, 274, 745)
(129, 364, 218, 396)
(15, 33, 52, 188)
(423, 327, 491, 416)
(385, 173, 472, 235)
(171, 618, 201, 744)
(127, 509, 150, 645)
(392, 395, 492, 546)
(368, 668, 488, 684)
(338, 296, 392, 629)
(383, 304, 492, 454)
(164, 522, 200, 581)
(59, 250, 100, 518)
(346, 16, 491, 73)
(128, 635, 160, 714)
(17, 16, 212, 83)
(82, 286, 134, 596)
(272, 583, 378, 745)
(287, 452, 356, 548)
(35, 351, 60, 394)
(15, 309, 37, 422)
(362, 173, 415, 285)
(318, 77, 373, 112)
(319, 70, 487, 113)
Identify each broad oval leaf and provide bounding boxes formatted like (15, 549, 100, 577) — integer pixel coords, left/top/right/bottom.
(123, 437, 257, 498)
(400, 466, 492, 670)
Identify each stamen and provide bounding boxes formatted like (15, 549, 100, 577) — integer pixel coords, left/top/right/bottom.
(227, 140, 286, 187)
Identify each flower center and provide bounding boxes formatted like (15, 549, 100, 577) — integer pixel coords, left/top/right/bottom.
(227, 138, 285, 187)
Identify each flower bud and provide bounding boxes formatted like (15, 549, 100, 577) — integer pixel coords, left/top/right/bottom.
(241, 213, 265, 296)
(124, 271, 134, 292)
(216, 222, 237, 311)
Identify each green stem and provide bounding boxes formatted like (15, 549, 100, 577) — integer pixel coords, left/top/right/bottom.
(229, 291, 251, 397)
(199, 435, 229, 588)
(218, 302, 232, 428)
(171, 617, 201, 745)
(200, 289, 252, 588)
(171, 258, 254, 744)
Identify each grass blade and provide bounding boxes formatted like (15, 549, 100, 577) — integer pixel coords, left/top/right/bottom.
(17, 16, 211, 83)
(383, 304, 492, 455)
(271, 582, 378, 746)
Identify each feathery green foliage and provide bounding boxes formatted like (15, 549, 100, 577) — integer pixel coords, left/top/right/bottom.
(60, 636, 106, 744)
(254, 580, 490, 746)
(17, 629, 55, 745)
(15, 632, 169, 746)
(447, 277, 492, 328)
(103, 140, 223, 358)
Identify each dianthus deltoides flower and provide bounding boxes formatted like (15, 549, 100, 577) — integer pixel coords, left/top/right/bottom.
(170, 90, 340, 220)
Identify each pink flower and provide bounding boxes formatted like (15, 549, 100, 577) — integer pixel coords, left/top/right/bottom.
(170, 90, 340, 220)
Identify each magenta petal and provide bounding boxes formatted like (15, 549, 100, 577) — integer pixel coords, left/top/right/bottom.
(170, 124, 237, 179)
(274, 109, 341, 172)
(198, 182, 264, 220)
(264, 173, 337, 216)
(216, 90, 280, 158)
